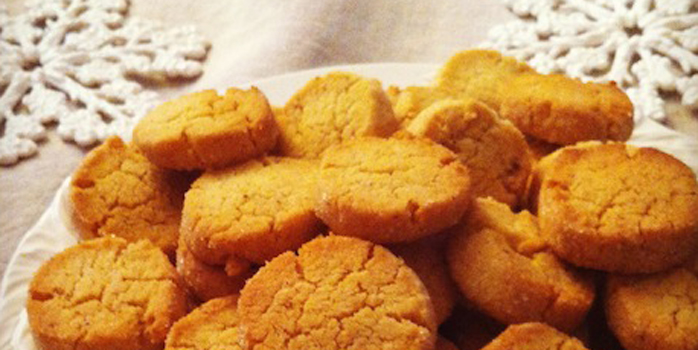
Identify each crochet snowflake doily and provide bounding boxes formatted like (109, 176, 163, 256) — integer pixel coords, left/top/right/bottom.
(0, 0, 209, 165)
(483, 0, 698, 123)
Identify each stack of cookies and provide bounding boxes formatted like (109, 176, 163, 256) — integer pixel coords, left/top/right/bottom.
(26, 50, 698, 350)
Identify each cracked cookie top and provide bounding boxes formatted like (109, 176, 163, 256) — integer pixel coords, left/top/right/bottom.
(237, 235, 437, 350)
(181, 157, 323, 265)
(70, 136, 188, 256)
(27, 237, 187, 350)
(447, 198, 595, 332)
(407, 98, 532, 208)
(606, 254, 698, 350)
(133, 88, 278, 170)
(534, 142, 698, 273)
(275, 72, 398, 158)
(165, 295, 242, 350)
(316, 136, 471, 244)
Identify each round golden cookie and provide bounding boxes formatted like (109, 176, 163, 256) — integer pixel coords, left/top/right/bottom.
(275, 72, 398, 158)
(181, 157, 323, 265)
(165, 295, 242, 350)
(436, 50, 534, 111)
(605, 254, 698, 350)
(27, 237, 187, 350)
(533, 142, 698, 273)
(133, 88, 278, 170)
(316, 137, 471, 244)
(70, 136, 188, 256)
(238, 235, 437, 350)
(447, 198, 595, 332)
(481, 323, 590, 350)
(390, 236, 459, 325)
(499, 74, 634, 145)
(176, 236, 254, 302)
(407, 98, 532, 207)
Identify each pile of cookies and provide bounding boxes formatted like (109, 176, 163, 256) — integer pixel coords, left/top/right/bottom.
(26, 50, 698, 350)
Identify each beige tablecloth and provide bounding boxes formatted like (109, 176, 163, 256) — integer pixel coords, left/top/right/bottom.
(0, 0, 518, 280)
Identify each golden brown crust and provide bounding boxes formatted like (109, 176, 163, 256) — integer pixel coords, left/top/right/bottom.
(316, 137, 471, 243)
(275, 72, 398, 158)
(535, 142, 698, 273)
(27, 237, 187, 350)
(181, 157, 323, 265)
(237, 235, 437, 350)
(175, 236, 254, 302)
(390, 236, 459, 325)
(165, 295, 242, 350)
(408, 98, 532, 207)
(605, 254, 698, 350)
(133, 88, 278, 170)
(481, 323, 590, 350)
(500, 74, 634, 145)
(70, 136, 187, 256)
(447, 198, 595, 331)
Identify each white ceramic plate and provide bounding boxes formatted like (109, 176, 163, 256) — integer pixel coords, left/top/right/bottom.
(1, 63, 697, 349)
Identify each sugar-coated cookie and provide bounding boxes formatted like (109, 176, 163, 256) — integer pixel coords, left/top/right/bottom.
(606, 254, 698, 350)
(238, 235, 437, 350)
(181, 157, 323, 265)
(275, 72, 398, 158)
(481, 323, 590, 350)
(408, 98, 532, 207)
(447, 198, 595, 331)
(176, 236, 254, 302)
(533, 142, 698, 273)
(27, 237, 187, 350)
(70, 136, 188, 256)
(165, 295, 242, 350)
(133, 88, 278, 170)
(316, 136, 471, 244)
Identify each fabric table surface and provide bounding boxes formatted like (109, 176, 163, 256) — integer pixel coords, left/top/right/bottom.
(0, 0, 517, 282)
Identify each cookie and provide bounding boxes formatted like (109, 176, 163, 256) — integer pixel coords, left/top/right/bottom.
(165, 295, 242, 350)
(275, 72, 398, 158)
(390, 236, 459, 325)
(70, 136, 188, 256)
(436, 50, 634, 145)
(176, 235, 254, 302)
(316, 136, 471, 244)
(27, 237, 187, 350)
(605, 254, 698, 350)
(500, 73, 634, 145)
(481, 323, 590, 350)
(533, 142, 698, 273)
(407, 98, 532, 207)
(133, 88, 278, 170)
(237, 235, 437, 350)
(447, 198, 595, 331)
(436, 49, 534, 111)
(181, 157, 323, 265)
(386, 85, 449, 128)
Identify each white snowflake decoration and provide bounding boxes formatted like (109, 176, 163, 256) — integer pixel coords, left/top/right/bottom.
(0, 0, 209, 165)
(483, 0, 698, 123)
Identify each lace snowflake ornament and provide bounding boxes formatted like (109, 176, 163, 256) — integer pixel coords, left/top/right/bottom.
(483, 0, 698, 123)
(0, 0, 209, 165)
